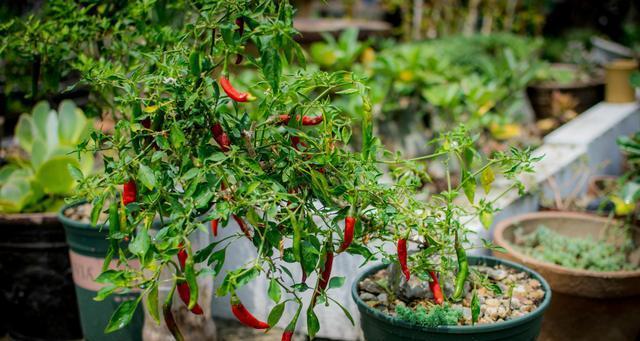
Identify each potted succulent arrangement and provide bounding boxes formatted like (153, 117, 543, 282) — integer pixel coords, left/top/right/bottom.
(494, 133, 640, 340)
(527, 42, 604, 133)
(69, 1, 546, 340)
(0, 100, 92, 340)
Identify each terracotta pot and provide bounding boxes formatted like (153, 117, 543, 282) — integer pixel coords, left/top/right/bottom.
(526, 64, 604, 120)
(605, 59, 638, 103)
(493, 211, 640, 341)
(493, 211, 640, 298)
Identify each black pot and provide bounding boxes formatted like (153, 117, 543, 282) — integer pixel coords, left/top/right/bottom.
(0, 213, 82, 341)
(352, 256, 552, 341)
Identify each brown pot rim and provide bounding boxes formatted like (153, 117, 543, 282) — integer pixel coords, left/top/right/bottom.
(493, 211, 640, 279)
(0, 211, 59, 224)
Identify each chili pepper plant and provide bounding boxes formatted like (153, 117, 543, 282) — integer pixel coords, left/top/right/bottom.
(72, 0, 540, 338)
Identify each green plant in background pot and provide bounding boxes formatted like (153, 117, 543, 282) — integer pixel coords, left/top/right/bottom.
(0, 99, 92, 340)
(67, 1, 548, 340)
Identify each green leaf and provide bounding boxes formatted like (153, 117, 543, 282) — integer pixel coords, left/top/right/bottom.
(68, 164, 84, 182)
(137, 164, 156, 190)
(329, 297, 355, 325)
(480, 166, 495, 193)
(261, 48, 281, 93)
(480, 211, 493, 230)
(189, 51, 201, 76)
(146, 285, 160, 324)
(15, 114, 34, 153)
(471, 291, 480, 325)
(328, 276, 345, 289)
(58, 100, 87, 145)
(307, 308, 320, 338)
(31, 101, 51, 142)
(170, 124, 186, 149)
(104, 297, 141, 333)
(461, 170, 476, 204)
(268, 278, 281, 303)
(34, 156, 80, 195)
(128, 229, 150, 256)
(267, 302, 285, 328)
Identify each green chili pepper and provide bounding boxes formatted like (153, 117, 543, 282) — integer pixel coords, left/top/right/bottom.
(452, 245, 469, 301)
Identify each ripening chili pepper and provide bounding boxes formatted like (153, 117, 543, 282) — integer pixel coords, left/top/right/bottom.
(177, 244, 187, 270)
(235, 18, 245, 64)
(230, 295, 269, 329)
(452, 245, 469, 301)
(211, 219, 219, 237)
(311, 248, 334, 306)
(397, 238, 410, 281)
(337, 210, 356, 253)
(290, 136, 307, 150)
(233, 214, 252, 239)
(211, 123, 231, 152)
(278, 114, 323, 126)
(428, 271, 444, 305)
(122, 180, 137, 206)
(220, 76, 254, 102)
(281, 307, 300, 341)
(141, 118, 151, 129)
(318, 250, 334, 291)
(163, 286, 185, 341)
(177, 281, 204, 315)
(281, 331, 294, 341)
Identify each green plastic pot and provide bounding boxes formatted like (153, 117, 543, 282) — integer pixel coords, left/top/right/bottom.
(58, 202, 143, 341)
(352, 256, 551, 341)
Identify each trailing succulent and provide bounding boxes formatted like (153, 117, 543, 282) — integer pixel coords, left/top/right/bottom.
(69, 0, 540, 337)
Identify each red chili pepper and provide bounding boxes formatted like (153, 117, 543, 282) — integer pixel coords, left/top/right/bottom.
(429, 271, 444, 305)
(233, 214, 252, 239)
(176, 244, 204, 314)
(290, 136, 307, 150)
(177, 244, 187, 270)
(211, 123, 231, 152)
(278, 114, 323, 126)
(163, 289, 185, 341)
(397, 238, 410, 281)
(177, 281, 203, 315)
(220, 76, 254, 102)
(337, 214, 355, 253)
(318, 250, 334, 291)
(311, 249, 334, 306)
(230, 295, 269, 329)
(122, 180, 137, 206)
(281, 331, 294, 341)
(211, 219, 219, 237)
(235, 18, 245, 64)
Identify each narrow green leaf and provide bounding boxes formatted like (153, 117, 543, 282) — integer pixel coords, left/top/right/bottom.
(146, 285, 160, 324)
(137, 164, 156, 190)
(104, 297, 140, 333)
(471, 291, 480, 325)
(267, 302, 286, 327)
(268, 278, 281, 303)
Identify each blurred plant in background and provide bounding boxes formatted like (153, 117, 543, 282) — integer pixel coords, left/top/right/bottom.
(0, 100, 93, 213)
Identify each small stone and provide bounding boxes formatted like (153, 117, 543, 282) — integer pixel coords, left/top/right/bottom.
(359, 278, 383, 294)
(485, 298, 500, 307)
(461, 307, 472, 321)
(488, 268, 507, 281)
(510, 298, 521, 309)
(484, 306, 499, 320)
(377, 293, 388, 304)
(528, 289, 545, 301)
(359, 292, 377, 301)
(527, 279, 541, 290)
(497, 306, 508, 318)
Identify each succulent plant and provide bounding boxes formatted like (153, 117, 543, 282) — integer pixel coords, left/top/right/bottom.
(0, 100, 93, 213)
